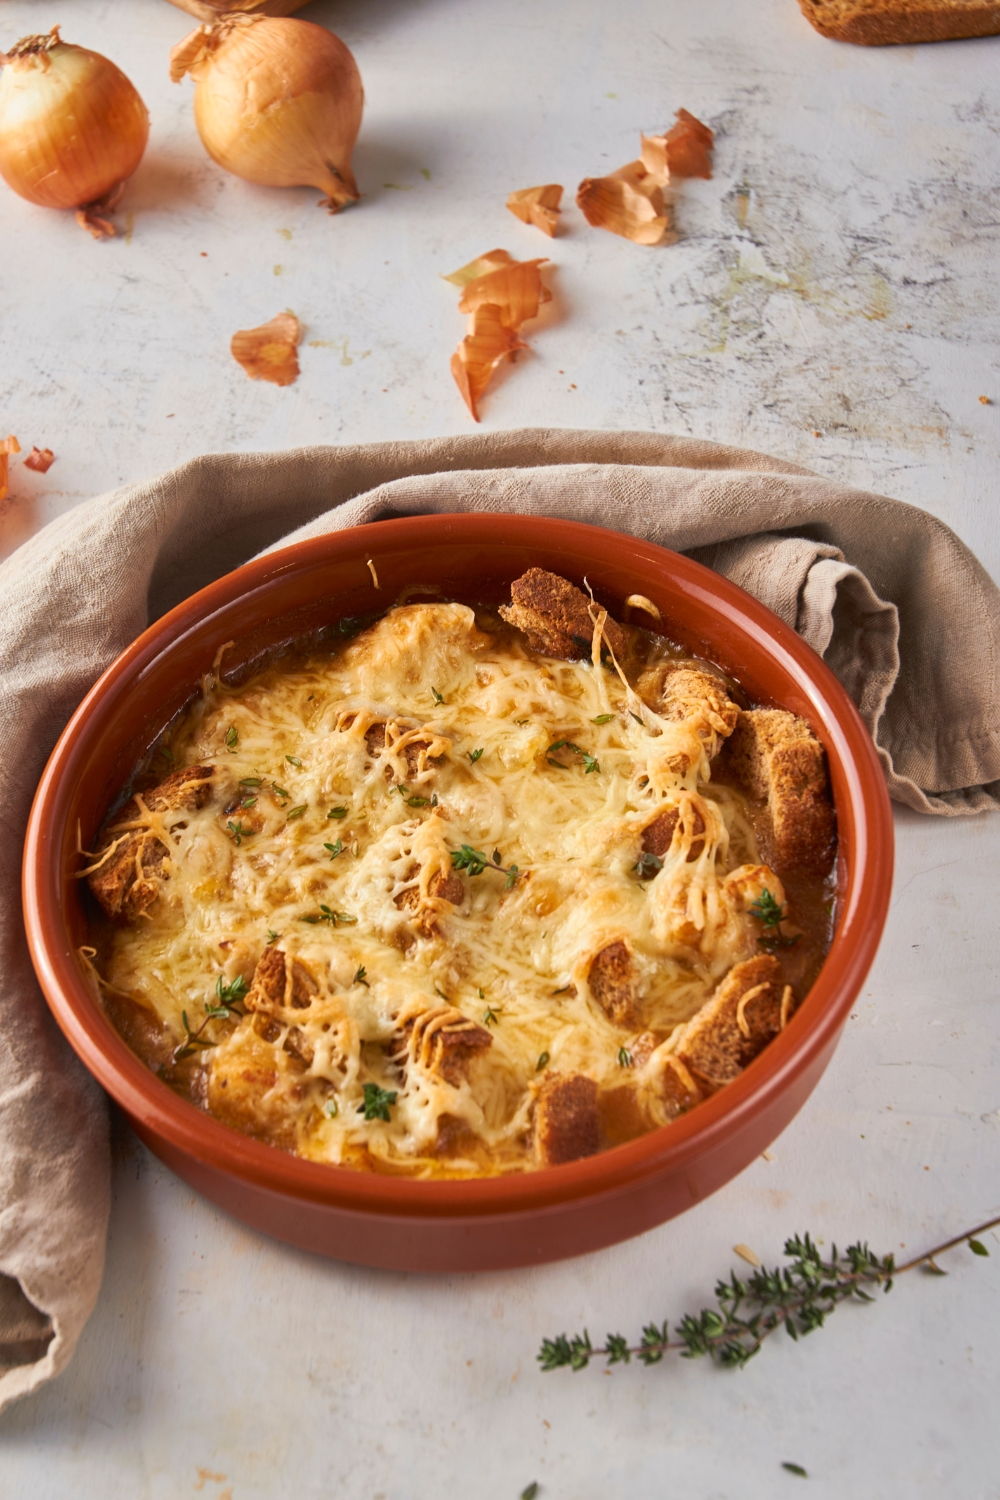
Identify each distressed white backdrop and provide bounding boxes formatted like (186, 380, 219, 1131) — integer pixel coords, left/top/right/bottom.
(1, 0, 998, 1496)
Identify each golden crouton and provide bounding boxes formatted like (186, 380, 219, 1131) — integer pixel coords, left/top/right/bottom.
(677, 954, 785, 1091)
(725, 709, 835, 872)
(637, 664, 740, 745)
(404, 1005, 493, 1086)
(588, 940, 639, 1027)
(640, 801, 705, 869)
(657, 1055, 704, 1118)
(87, 764, 214, 920)
(499, 568, 626, 660)
(533, 1073, 600, 1166)
(246, 946, 319, 1014)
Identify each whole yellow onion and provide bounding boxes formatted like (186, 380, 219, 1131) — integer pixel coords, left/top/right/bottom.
(0, 27, 149, 237)
(170, 15, 364, 213)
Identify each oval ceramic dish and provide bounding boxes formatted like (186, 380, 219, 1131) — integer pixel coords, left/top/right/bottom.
(23, 514, 893, 1271)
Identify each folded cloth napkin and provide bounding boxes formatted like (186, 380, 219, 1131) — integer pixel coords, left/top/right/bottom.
(2, 428, 998, 1413)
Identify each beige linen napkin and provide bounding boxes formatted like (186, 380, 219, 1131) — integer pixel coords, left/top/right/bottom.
(2, 428, 998, 1413)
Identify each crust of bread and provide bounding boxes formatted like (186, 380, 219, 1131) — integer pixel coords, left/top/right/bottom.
(533, 1073, 600, 1166)
(87, 764, 214, 920)
(404, 1005, 493, 1085)
(678, 954, 785, 1090)
(588, 940, 640, 1027)
(725, 709, 835, 872)
(246, 946, 318, 1013)
(797, 0, 1000, 44)
(499, 568, 626, 660)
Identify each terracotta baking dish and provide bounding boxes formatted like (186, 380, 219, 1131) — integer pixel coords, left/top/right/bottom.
(22, 514, 893, 1272)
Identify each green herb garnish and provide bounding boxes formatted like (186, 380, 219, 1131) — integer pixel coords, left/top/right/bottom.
(328, 806, 348, 819)
(406, 794, 430, 807)
(358, 1082, 397, 1122)
(483, 1006, 502, 1027)
(285, 754, 303, 767)
(240, 776, 262, 787)
(468, 748, 484, 763)
(325, 839, 344, 860)
(266, 930, 278, 943)
(450, 844, 521, 887)
(241, 795, 257, 808)
(536, 1051, 550, 1070)
(286, 804, 307, 820)
(353, 966, 369, 987)
(204, 974, 249, 1019)
(158, 745, 175, 766)
(547, 739, 599, 774)
(302, 905, 357, 926)
(617, 1046, 632, 1068)
(227, 820, 251, 846)
(431, 686, 444, 705)
(538, 1215, 1000, 1376)
(749, 889, 785, 928)
(225, 725, 238, 751)
(325, 1097, 339, 1118)
(592, 714, 615, 725)
(272, 783, 290, 799)
(633, 851, 664, 879)
(782, 1464, 808, 1478)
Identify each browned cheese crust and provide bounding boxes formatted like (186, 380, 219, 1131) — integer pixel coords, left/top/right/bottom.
(797, 0, 1000, 44)
(533, 1073, 600, 1166)
(403, 1005, 493, 1086)
(499, 568, 626, 660)
(588, 940, 640, 1028)
(677, 954, 787, 1091)
(87, 764, 214, 920)
(725, 708, 835, 873)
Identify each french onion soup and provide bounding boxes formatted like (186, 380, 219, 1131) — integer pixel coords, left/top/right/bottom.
(80, 569, 836, 1177)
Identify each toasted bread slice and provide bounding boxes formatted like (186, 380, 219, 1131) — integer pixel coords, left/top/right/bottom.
(500, 568, 626, 660)
(87, 764, 214, 920)
(534, 1073, 600, 1165)
(797, 0, 1000, 44)
(404, 1005, 493, 1086)
(588, 940, 640, 1028)
(725, 709, 835, 873)
(246, 947, 318, 1014)
(678, 955, 786, 1090)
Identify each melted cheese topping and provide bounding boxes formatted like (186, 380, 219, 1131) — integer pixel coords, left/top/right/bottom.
(94, 603, 782, 1177)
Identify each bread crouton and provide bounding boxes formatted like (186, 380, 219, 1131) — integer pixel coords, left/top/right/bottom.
(499, 568, 626, 661)
(588, 940, 640, 1027)
(404, 1005, 492, 1086)
(657, 1055, 704, 1118)
(87, 764, 214, 920)
(725, 709, 835, 872)
(637, 663, 740, 747)
(640, 801, 705, 870)
(207, 1028, 298, 1148)
(677, 955, 786, 1091)
(246, 946, 319, 1014)
(533, 1073, 600, 1166)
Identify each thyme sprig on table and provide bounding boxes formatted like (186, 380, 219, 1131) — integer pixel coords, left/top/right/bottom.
(538, 1216, 1000, 1375)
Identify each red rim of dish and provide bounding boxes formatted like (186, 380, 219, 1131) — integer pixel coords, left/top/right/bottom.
(23, 514, 894, 1219)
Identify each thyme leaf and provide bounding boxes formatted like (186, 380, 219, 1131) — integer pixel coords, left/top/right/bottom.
(748, 889, 785, 928)
(592, 714, 615, 724)
(302, 905, 357, 926)
(328, 806, 348, 819)
(227, 820, 251, 846)
(450, 844, 521, 887)
(547, 739, 599, 774)
(286, 804, 307, 820)
(536, 1051, 550, 1070)
(431, 686, 444, 705)
(468, 747, 484, 763)
(225, 725, 238, 751)
(782, 1464, 808, 1478)
(633, 851, 664, 880)
(272, 784, 290, 799)
(482, 1006, 502, 1027)
(358, 1082, 397, 1121)
(617, 1046, 632, 1067)
(538, 1214, 1000, 1376)
(353, 966, 369, 987)
(325, 839, 344, 860)
(285, 754, 303, 767)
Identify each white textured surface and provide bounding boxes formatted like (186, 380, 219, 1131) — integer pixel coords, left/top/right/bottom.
(2, 0, 999, 1495)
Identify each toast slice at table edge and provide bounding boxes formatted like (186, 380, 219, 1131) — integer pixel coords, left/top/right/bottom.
(797, 0, 1000, 44)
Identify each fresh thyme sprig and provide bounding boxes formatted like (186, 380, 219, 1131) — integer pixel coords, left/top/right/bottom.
(450, 844, 520, 888)
(749, 888, 802, 952)
(538, 1216, 1000, 1375)
(301, 904, 357, 926)
(546, 739, 600, 774)
(174, 976, 249, 1060)
(358, 1082, 397, 1121)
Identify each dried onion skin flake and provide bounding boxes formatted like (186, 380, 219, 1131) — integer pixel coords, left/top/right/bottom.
(231, 312, 303, 386)
(451, 304, 528, 422)
(457, 258, 551, 329)
(576, 158, 670, 246)
(442, 249, 514, 288)
(664, 108, 714, 179)
(506, 183, 563, 237)
(23, 446, 55, 473)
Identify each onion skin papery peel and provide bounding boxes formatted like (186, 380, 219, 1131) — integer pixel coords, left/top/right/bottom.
(170, 14, 364, 212)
